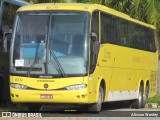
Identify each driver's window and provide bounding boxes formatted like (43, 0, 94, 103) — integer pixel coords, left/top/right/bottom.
(90, 11, 99, 74)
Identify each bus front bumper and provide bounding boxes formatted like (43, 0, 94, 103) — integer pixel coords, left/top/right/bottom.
(10, 88, 89, 104)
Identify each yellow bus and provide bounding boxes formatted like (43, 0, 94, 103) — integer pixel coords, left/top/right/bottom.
(10, 3, 158, 112)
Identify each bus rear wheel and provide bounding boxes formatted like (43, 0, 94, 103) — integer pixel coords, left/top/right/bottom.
(88, 86, 104, 112)
(132, 85, 143, 109)
(142, 84, 149, 108)
(27, 103, 43, 111)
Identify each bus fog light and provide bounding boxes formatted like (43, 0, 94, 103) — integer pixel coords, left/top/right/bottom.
(11, 94, 14, 97)
(81, 95, 85, 98)
(15, 95, 19, 97)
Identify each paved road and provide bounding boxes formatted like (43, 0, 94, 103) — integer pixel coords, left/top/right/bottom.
(41, 102, 160, 117)
(1, 102, 159, 120)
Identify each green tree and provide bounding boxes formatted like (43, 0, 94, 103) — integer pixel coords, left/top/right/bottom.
(131, 0, 160, 29)
(106, 0, 132, 15)
(74, 0, 90, 3)
(25, 0, 70, 3)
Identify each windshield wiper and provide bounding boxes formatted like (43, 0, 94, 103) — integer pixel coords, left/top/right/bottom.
(50, 50, 67, 77)
(27, 49, 44, 77)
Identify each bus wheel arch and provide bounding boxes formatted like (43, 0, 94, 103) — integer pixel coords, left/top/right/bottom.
(139, 80, 144, 91)
(88, 79, 106, 112)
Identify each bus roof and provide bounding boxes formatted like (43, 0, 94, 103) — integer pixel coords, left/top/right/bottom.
(17, 3, 156, 29)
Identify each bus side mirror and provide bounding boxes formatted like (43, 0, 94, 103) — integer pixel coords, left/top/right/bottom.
(90, 32, 100, 67)
(91, 32, 100, 54)
(91, 32, 97, 41)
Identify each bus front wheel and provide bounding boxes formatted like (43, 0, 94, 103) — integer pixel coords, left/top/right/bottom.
(88, 86, 104, 112)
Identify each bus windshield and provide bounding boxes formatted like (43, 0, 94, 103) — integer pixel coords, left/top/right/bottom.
(10, 11, 90, 77)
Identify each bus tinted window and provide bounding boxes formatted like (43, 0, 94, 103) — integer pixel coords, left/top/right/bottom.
(101, 12, 156, 52)
(90, 11, 99, 74)
(116, 17, 128, 46)
(147, 29, 156, 52)
(91, 11, 99, 41)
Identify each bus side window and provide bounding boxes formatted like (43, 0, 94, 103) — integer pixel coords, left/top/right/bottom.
(90, 11, 99, 74)
(91, 11, 99, 41)
(101, 12, 112, 44)
(147, 29, 156, 52)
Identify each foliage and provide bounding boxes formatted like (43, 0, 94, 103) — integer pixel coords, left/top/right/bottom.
(2, 3, 19, 29)
(75, 0, 91, 3)
(25, 0, 76, 3)
(146, 94, 160, 105)
(2, 0, 160, 39)
(25, 0, 64, 3)
(131, 0, 160, 30)
(105, 0, 132, 15)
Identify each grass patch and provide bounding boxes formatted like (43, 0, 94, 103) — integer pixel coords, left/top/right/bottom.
(146, 94, 160, 105)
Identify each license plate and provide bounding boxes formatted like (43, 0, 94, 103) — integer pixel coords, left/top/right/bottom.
(40, 94, 53, 99)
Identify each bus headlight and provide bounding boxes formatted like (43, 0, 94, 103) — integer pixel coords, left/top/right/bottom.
(10, 83, 28, 90)
(65, 84, 87, 90)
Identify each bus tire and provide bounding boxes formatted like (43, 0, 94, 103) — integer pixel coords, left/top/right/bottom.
(132, 85, 143, 109)
(88, 86, 104, 113)
(27, 103, 42, 111)
(142, 84, 149, 108)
